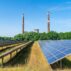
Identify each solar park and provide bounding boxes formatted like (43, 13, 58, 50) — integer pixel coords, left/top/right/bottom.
(0, 40, 71, 71)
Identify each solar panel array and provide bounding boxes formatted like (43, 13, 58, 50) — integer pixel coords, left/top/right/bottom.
(39, 40, 71, 64)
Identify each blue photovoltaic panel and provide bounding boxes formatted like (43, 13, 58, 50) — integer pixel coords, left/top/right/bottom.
(38, 40, 71, 64)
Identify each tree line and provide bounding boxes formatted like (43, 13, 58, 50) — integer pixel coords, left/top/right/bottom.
(14, 31, 71, 41)
(0, 31, 71, 41)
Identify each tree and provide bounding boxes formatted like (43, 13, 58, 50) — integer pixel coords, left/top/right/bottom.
(47, 31, 60, 40)
(39, 32, 47, 40)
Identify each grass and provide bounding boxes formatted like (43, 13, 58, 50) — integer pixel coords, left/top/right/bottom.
(0, 67, 71, 71)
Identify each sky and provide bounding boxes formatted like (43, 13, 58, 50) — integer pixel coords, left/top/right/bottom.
(0, 0, 71, 36)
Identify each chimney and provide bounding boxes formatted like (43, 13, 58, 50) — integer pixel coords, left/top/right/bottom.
(22, 14, 24, 33)
(48, 11, 50, 32)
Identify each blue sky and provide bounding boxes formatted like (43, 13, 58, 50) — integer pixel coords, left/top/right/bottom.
(0, 0, 71, 36)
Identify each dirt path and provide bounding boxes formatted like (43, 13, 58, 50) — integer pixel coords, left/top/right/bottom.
(27, 41, 52, 71)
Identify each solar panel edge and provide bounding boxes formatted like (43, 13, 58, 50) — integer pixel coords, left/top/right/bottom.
(38, 41, 50, 64)
(48, 53, 71, 64)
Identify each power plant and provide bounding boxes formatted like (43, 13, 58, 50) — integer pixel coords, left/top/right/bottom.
(22, 12, 50, 33)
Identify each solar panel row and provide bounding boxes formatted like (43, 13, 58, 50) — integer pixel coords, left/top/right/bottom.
(39, 40, 71, 64)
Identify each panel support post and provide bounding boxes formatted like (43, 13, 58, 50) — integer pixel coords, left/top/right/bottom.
(20, 48, 21, 51)
(10, 53, 12, 60)
(2, 57, 4, 67)
(60, 60, 62, 69)
(16, 50, 18, 54)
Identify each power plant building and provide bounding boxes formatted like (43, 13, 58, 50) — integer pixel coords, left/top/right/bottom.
(34, 29, 39, 33)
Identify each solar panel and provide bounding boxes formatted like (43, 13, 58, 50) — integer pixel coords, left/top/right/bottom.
(38, 40, 71, 64)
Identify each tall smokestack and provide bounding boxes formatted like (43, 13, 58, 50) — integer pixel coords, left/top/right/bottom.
(22, 14, 24, 33)
(48, 11, 50, 32)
